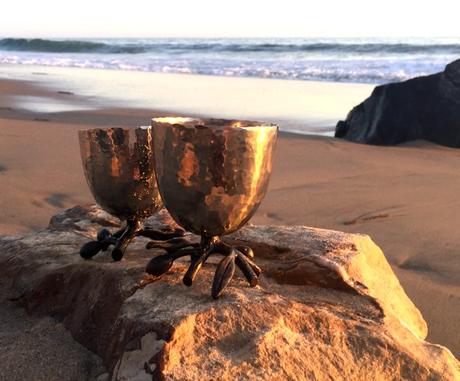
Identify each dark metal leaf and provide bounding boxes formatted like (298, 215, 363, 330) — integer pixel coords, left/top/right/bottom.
(138, 228, 185, 240)
(146, 237, 193, 252)
(235, 251, 258, 287)
(111, 226, 137, 261)
(111, 247, 125, 262)
(183, 255, 204, 286)
(79, 240, 103, 259)
(235, 246, 254, 258)
(242, 255, 262, 276)
(211, 252, 236, 299)
(145, 254, 174, 276)
(97, 228, 111, 241)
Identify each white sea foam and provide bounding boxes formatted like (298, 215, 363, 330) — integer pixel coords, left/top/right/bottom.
(0, 37, 458, 84)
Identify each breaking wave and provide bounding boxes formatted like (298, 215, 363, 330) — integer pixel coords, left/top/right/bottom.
(1, 37, 458, 84)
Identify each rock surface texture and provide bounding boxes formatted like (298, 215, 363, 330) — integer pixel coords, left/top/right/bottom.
(0, 205, 459, 381)
(335, 59, 460, 146)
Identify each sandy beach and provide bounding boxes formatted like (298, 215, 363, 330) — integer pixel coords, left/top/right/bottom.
(0, 68, 459, 366)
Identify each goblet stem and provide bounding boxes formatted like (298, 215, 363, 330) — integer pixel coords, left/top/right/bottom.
(145, 235, 262, 299)
(79, 218, 185, 261)
(111, 218, 141, 261)
(182, 235, 220, 286)
(183, 249, 212, 287)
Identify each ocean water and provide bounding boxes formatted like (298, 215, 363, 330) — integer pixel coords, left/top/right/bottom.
(0, 37, 458, 84)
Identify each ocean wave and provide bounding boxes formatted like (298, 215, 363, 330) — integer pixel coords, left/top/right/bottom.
(0, 37, 456, 84)
(1, 37, 460, 55)
(0, 54, 444, 84)
(0, 38, 145, 54)
(210, 42, 460, 54)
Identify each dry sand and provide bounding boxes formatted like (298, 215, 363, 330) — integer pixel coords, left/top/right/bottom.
(0, 77, 459, 378)
(0, 284, 107, 380)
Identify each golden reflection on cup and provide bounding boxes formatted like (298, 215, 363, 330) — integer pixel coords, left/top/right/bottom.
(78, 127, 163, 220)
(151, 117, 278, 238)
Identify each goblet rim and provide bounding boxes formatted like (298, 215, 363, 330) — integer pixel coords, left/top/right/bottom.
(152, 117, 278, 131)
(78, 125, 151, 135)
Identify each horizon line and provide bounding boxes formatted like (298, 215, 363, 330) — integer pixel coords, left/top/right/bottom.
(2, 35, 460, 40)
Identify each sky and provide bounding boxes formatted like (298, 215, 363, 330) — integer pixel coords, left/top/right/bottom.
(1, 0, 459, 38)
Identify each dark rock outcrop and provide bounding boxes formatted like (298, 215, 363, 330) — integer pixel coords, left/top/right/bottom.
(0, 205, 459, 380)
(335, 60, 460, 146)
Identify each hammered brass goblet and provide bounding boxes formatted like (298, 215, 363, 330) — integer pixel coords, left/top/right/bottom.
(78, 127, 184, 261)
(146, 117, 278, 298)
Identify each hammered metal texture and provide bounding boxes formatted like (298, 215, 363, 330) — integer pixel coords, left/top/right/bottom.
(151, 118, 278, 237)
(79, 127, 163, 220)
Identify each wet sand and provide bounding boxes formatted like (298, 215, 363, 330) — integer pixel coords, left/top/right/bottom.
(0, 64, 374, 135)
(0, 74, 459, 373)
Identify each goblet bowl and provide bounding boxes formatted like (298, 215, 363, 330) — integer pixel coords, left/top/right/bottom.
(152, 117, 278, 237)
(79, 126, 162, 220)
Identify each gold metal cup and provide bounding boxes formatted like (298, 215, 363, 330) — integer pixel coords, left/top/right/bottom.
(79, 127, 162, 220)
(146, 117, 278, 298)
(78, 127, 182, 261)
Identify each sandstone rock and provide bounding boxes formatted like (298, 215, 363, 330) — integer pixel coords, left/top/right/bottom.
(335, 59, 460, 146)
(0, 205, 458, 381)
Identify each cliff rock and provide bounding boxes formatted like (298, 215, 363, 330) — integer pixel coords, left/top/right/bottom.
(0, 205, 458, 380)
(335, 59, 460, 147)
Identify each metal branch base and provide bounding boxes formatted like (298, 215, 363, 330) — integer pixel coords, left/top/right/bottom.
(145, 236, 262, 298)
(79, 218, 185, 261)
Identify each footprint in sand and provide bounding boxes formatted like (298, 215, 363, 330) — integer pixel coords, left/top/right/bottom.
(44, 193, 72, 208)
(31, 193, 73, 209)
(343, 213, 389, 225)
(398, 258, 435, 274)
(265, 212, 283, 221)
(343, 205, 405, 225)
